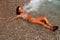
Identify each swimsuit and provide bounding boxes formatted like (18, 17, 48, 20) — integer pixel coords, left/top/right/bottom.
(21, 14, 32, 21)
(21, 14, 27, 19)
(21, 13, 35, 23)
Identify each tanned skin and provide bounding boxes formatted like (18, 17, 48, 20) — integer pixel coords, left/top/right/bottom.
(2, 6, 58, 31)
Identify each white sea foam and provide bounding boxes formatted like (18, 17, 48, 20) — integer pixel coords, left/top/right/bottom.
(23, 0, 44, 13)
(23, 0, 59, 13)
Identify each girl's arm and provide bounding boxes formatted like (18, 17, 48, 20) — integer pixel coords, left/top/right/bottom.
(3, 15, 21, 24)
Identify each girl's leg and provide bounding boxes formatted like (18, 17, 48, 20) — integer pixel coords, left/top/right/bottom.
(42, 17, 52, 26)
(30, 19, 51, 29)
(34, 17, 58, 31)
(36, 21, 51, 29)
(37, 21, 58, 31)
(27, 16, 58, 31)
(36, 17, 52, 27)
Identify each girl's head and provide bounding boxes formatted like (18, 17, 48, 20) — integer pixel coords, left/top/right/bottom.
(16, 6, 23, 15)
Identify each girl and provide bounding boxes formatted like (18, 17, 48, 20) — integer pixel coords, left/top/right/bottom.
(3, 6, 58, 31)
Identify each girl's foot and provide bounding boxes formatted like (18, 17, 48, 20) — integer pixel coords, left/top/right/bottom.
(50, 26, 58, 31)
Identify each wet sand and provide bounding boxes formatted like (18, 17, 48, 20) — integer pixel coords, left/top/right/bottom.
(0, 0, 60, 40)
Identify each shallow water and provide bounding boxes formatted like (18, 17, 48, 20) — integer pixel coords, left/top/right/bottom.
(49, 0, 60, 10)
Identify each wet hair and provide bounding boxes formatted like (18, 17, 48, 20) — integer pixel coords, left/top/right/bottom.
(16, 6, 21, 15)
